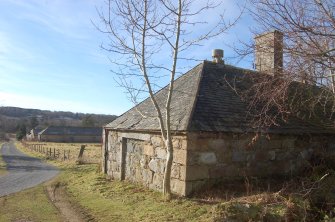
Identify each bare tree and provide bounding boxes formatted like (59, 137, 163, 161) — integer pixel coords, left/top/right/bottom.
(96, 0, 240, 197)
(234, 0, 335, 129)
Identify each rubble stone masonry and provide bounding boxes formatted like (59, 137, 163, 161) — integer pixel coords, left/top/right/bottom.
(102, 130, 335, 196)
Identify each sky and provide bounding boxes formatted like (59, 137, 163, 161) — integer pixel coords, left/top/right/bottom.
(0, 0, 255, 116)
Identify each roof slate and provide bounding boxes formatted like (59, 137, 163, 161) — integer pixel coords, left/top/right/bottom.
(106, 61, 335, 134)
(39, 126, 102, 136)
(32, 126, 45, 135)
(106, 63, 203, 131)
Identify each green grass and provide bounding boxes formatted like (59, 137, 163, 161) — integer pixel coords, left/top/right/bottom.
(17, 142, 214, 221)
(54, 164, 213, 222)
(15, 141, 324, 221)
(0, 142, 7, 176)
(0, 185, 62, 222)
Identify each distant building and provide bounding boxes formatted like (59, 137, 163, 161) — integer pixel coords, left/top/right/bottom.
(26, 126, 45, 141)
(38, 126, 102, 143)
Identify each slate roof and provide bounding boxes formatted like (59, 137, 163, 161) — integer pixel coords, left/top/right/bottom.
(32, 126, 45, 135)
(106, 63, 203, 131)
(106, 61, 335, 134)
(39, 126, 102, 136)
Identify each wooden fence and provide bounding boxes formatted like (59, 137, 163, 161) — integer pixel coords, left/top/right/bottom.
(21, 141, 71, 161)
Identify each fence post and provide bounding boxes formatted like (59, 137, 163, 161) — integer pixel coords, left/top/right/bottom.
(76, 145, 86, 164)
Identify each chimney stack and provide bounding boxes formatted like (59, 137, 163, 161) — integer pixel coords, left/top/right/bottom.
(255, 30, 283, 76)
(212, 49, 224, 64)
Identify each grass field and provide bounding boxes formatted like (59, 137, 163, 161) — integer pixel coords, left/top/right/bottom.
(0, 185, 62, 222)
(22, 141, 101, 163)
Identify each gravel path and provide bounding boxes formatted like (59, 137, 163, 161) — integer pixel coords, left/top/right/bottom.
(0, 142, 59, 197)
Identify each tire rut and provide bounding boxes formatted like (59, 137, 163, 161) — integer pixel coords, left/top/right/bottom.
(46, 182, 95, 222)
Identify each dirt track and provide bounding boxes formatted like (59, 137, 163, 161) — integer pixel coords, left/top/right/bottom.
(46, 182, 94, 222)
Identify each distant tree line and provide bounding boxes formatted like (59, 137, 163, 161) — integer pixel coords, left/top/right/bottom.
(0, 106, 118, 140)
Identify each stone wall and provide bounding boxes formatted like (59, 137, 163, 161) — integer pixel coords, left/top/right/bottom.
(103, 130, 188, 195)
(103, 130, 335, 196)
(185, 132, 335, 195)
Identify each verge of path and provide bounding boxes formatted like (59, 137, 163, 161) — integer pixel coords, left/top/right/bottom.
(0, 142, 59, 197)
(1, 142, 93, 222)
(45, 181, 94, 222)
(0, 143, 7, 176)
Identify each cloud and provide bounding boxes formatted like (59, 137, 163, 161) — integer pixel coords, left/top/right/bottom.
(0, 30, 52, 79)
(0, 31, 40, 61)
(86, 50, 111, 65)
(7, 0, 96, 40)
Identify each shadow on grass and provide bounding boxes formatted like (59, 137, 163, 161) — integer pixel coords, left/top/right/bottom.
(2, 154, 58, 172)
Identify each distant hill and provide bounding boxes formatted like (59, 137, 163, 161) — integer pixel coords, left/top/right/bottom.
(0, 106, 118, 133)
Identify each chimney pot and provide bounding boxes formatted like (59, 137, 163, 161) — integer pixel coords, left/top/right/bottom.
(212, 49, 224, 64)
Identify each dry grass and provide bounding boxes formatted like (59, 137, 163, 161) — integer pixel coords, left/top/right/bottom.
(22, 141, 101, 163)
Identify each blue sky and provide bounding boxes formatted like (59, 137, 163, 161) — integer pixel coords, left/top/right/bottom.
(0, 0, 254, 115)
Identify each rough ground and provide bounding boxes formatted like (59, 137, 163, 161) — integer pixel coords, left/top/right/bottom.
(0, 142, 59, 197)
(46, 182, 92, 222)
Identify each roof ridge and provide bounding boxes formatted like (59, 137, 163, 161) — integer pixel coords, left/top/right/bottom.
(185, 62, 206, 131)
(38, 126, 48, 135)
(105, 63, 204, 129)
(46, 126, 101, 128)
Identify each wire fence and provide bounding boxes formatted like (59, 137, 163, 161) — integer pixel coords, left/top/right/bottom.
(21, 141, 71, 161)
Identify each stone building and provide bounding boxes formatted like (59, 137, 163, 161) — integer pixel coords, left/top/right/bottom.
(102, 31, 335, 196)
(26, 126, 44, 141)
(38, 126, 102, 143)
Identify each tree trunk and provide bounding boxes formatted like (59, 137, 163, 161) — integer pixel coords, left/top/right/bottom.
(163, 137, 173, 197)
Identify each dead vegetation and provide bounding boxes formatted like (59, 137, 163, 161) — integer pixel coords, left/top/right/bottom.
(195, 150, 335, 222)
(21, 141, 101, 164)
